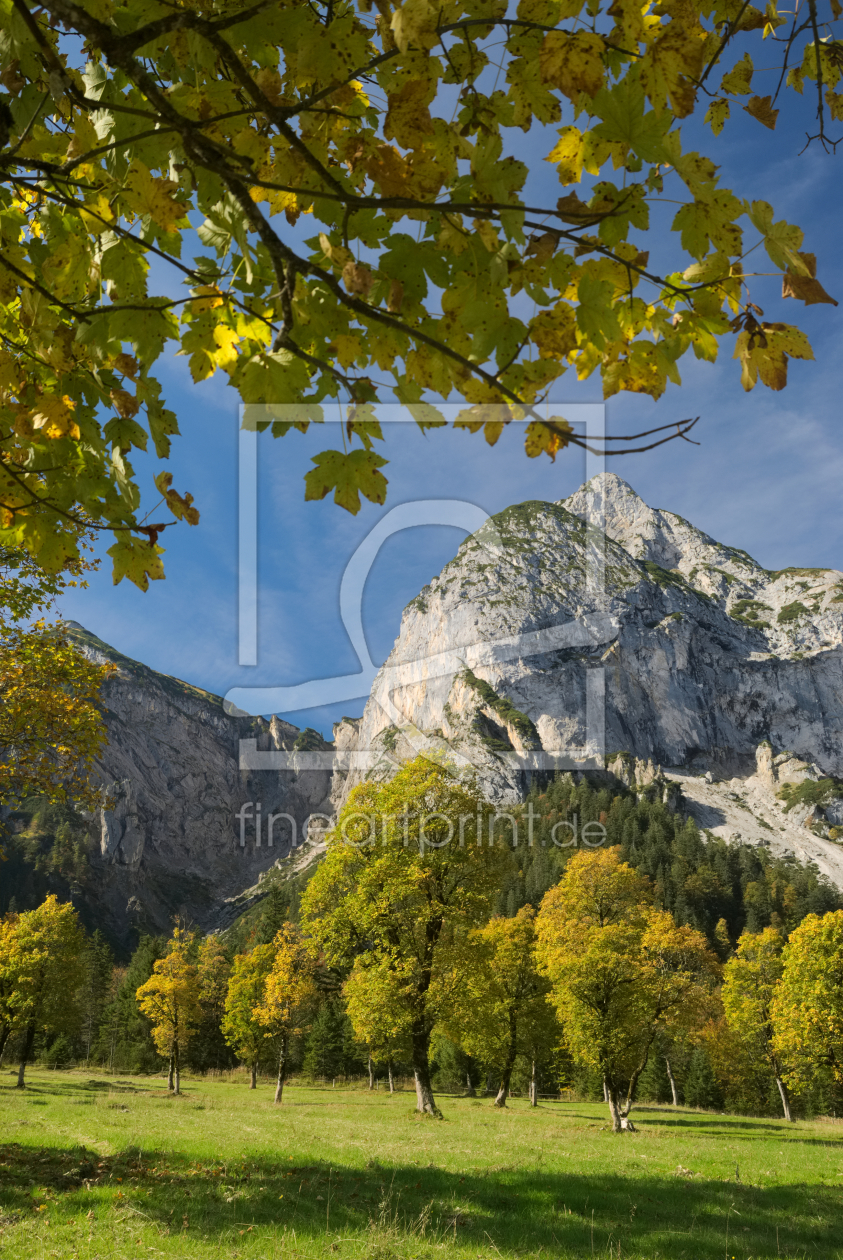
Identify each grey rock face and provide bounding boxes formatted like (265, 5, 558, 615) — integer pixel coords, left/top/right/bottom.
(66, 626, 334, 947)
(336, 473, 843, 808)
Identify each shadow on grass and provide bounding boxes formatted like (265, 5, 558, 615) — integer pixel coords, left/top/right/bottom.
(1, 1136, 841, 1259)
(563, 1105, 843, 1147)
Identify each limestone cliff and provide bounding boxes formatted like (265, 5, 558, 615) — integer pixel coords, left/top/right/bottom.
(42, 626, 334, 947)
(332, 473, 843, 880)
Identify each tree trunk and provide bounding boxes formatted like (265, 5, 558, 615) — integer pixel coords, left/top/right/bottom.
(17, 1023, 36, 1088)
(529, 1057, 538, 1107)
(0, 1022, 10, 1065)
(368, 1054, 374, 1090)
(605, 1080, 636, 1132)
(602, 1078, 609, 1103)
(775, 1075, 793, 1122)
(411, 1024, 441, 1116)
(250, 1060, 257, 1090)
(167, 1054, 175, 1092)
(387, 1058, 394, 1094)
(173, 1044, 180, 1096)
(664, 1056, 679, 1106)
(274, 1035, 288, 1104)
(465, 1070, 476, 1098)
(494, 1012, 518, 1108)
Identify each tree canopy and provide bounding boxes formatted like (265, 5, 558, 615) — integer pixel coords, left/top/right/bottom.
(0, 545, 112, 809)
(535, 846, 719, 1130)
(301, 756, 506, 1114)
(0, 0, 839, 584)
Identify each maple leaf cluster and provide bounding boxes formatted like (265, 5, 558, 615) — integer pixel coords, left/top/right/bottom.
(0, 0, 839, 583)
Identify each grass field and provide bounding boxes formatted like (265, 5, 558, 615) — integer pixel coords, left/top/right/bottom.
(1, 1071, 842, 1260)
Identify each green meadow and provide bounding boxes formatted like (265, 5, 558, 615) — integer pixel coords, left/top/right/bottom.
(0, 1071, 841, 1260)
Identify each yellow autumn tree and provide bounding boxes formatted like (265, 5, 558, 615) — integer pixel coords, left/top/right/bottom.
(0, 894, 86, 1087)
(135, 926, 201, 1094)
(445, 906, 558, 1108)
(221, 944, 276, 1089)
(254, 923, 319, 1103)
(0, 546, 111, 810)
(536, 848, 719, 1132)
(1, 2, 839, 582)
(772, 910, 843, 1094)
(301, 756, 506, 1116)
(722, 926, 794, 1120)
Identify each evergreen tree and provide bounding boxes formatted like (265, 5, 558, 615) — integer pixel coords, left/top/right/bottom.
(684, 1046, 724, 1111)
(257, 885, 290, 945)
(93, 935, 163, 1073)
(79, 930, 114, 1066)
(301, 999, 361, 1081)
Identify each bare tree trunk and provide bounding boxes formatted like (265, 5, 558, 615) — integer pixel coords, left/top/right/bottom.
(167, 1054, 175, 1092)
(250, 1060, 257, 1090)
(274, 1035, 287, 1104)
(530, 1057, 538, 1107)
(173, 1043, 180, 1096)
(17, 1023, 36, 1088)
(775, 1075, 793, 1122)
(605, 1080, 636, 1132)
(368, 1054, 374, 1090)
(465, 1070, 476, 1097)
(387, 1057, 394, 1094)
(0, 1022, 10, 1066)
(602, 1078, 609, 1103)
(664, 1056, 679, 1106)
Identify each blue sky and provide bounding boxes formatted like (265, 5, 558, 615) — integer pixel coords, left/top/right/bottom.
(57, 73, 843, 740)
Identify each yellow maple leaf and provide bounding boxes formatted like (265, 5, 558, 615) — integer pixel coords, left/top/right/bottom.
(385, 79, 435, 148)
(30, 395, 80, 440)
(123, 161, 186, 231)
(639, 24, 705, 118)
(391, 0, 439, 53)
(539, 32, 606, 102)
(721, 52, 754, 96)
(530, 304, 578, 359)
(524, 418, 573, 460)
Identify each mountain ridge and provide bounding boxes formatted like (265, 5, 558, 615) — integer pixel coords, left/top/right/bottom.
(7, 473, 843, 945)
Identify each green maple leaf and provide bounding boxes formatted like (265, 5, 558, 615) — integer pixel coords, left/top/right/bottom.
(575, 273, 620, 348)
(591, 79, 674, 165)
(231, 350, 311, 404)
(304, 449, 388, 514)
(107, 536, 166, 592)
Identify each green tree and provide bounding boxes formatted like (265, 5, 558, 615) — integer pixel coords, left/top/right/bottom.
(1, 2, 838, 581)
(93, 934, 162, 1073)
(78, 929, 114, 1067)
(0, 894, 86, 1086)
(221, 943, 275, 1088)
(301, 998, 364, 1082)
(302, 756, 505, 1116)
(723, 926, 793, 1120)
(446, 906, 557, 1108)
(135, 926, 202, 1094)
(683, 1044, 724, 1111)
(536, 847, 719, 1132)
(772, 910, 843, 1095)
